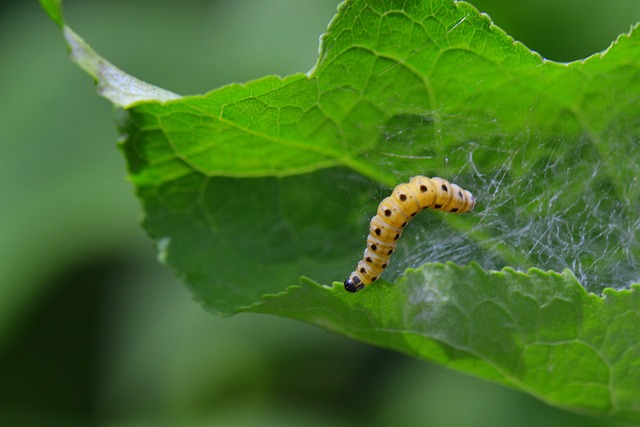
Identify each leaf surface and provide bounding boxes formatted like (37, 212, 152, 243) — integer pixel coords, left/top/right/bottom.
(40, 0, 640, 421)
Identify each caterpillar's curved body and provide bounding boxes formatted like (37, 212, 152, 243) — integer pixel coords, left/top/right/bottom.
(344, 176, 475, 293)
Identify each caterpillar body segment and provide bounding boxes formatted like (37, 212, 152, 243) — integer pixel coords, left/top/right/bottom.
(344, 176, 475, 293)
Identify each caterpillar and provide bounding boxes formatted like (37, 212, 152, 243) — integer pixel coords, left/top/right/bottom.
(344, 176, 475, 293)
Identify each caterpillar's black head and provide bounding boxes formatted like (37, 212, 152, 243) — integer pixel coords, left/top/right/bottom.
(344, 276, 364, 293)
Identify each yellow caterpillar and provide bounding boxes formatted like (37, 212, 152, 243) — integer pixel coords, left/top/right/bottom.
(344, 176, 475, 293)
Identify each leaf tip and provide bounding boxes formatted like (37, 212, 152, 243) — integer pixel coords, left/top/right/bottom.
(61, 27, 180, 107)
(39, 0, 65, 28)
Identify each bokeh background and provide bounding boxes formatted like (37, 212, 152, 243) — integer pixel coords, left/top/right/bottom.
(1, 0, 639, 426)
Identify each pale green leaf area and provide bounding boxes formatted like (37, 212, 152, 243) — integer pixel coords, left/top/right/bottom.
(40, 0, 640, 422)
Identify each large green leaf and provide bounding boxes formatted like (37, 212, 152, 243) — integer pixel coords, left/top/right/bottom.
(250, 265, 640, 421)
(40, 0, 640, 422)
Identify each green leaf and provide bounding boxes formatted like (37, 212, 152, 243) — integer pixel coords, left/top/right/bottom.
(42, 0, 640, 422)
(38, 0, 64, 27)
(249, 266, 640, 421)
(39, 0, 179, 106)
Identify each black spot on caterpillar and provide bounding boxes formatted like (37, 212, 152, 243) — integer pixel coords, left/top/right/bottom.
(343, 176, 475, 293)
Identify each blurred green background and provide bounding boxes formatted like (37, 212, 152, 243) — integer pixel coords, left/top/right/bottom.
(1, 0, 638, 426)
